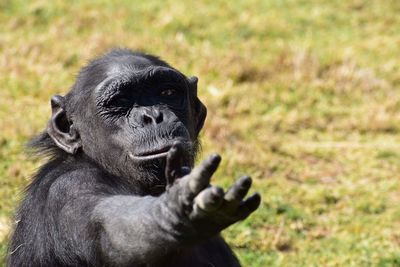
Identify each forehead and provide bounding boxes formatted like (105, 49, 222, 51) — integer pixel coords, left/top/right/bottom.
(92, 55, 188, 96)
(106, 55, 159, 77)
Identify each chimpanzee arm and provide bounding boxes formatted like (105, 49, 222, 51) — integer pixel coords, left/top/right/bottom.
(49, 147, 259, 267)
(47, 172, 176, 266)
(91, 145, 261, 266)
(92, 195, 182, 266)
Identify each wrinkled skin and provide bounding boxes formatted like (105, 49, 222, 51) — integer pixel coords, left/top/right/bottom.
(7, 49, 261, 267)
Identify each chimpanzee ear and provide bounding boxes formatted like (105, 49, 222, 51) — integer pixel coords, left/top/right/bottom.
(188, 76, 207, 134)
(47, 95, 81, 154)
(195, 99, 207, 134)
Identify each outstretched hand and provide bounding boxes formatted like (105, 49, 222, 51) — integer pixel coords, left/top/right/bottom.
(163, 142, 261, 239)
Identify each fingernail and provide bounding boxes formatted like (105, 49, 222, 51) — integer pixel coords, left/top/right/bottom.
(212, 186, 224, 196)
(210, 154, 221, 163)
(241, 176, 252, 187)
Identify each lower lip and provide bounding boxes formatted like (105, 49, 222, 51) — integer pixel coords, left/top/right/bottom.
(128, 151, 169, 161)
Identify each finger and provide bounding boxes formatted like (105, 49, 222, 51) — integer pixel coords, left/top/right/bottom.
(194, 186, 224, 212)
(165, 142, 184, 186)
(187, 154, 221, 197)
(237, 193, 261, 220)
(224, 176, 252, 203)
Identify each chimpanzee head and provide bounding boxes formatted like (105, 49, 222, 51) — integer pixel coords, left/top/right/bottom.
(38, 49, 207, 193)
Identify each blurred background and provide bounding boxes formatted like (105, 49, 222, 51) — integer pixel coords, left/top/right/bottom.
(1, 0, 400, 266)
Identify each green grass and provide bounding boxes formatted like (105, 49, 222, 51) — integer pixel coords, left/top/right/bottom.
(1, 0, 400, 266)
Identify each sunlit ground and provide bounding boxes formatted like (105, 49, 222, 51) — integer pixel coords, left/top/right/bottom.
(1, 1, 400, 266)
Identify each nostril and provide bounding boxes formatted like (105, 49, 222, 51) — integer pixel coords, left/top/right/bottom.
(142, 113, 153, 125)
(155, 112, 163, 124)
(141, 109, 163, 125)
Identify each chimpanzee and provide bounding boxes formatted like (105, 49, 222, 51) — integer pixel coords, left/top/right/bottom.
(7, 48, 261, 267)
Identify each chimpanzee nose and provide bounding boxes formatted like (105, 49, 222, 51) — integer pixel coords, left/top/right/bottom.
(142, 108, 163, 125)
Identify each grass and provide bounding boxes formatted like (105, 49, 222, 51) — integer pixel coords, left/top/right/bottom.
(1, 0, 400, 266)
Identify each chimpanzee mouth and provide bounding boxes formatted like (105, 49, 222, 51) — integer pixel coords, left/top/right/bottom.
(128, 146, 172, 161)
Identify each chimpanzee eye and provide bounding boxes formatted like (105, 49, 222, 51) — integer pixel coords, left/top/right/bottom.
(108, 95, 133, 107)
(160, 89, 176, 97)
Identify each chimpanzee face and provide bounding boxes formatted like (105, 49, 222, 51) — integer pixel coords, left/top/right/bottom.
(48, 51, 206, 193)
